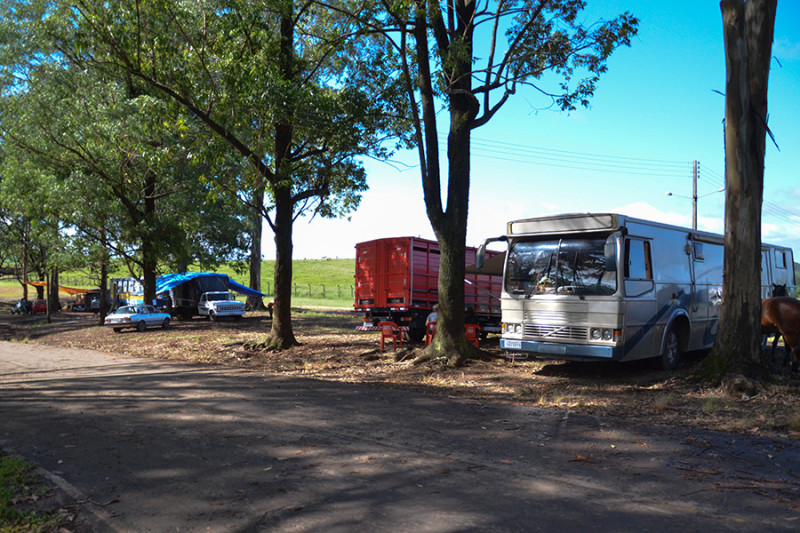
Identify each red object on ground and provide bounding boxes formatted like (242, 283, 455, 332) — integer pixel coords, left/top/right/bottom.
(378, 321, 403, 352)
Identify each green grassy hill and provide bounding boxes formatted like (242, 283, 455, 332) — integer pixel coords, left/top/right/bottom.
(0, 259, 358, 309)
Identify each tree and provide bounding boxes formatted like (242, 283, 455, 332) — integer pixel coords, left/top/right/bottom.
(364, 0, 637, 364)
(0, 60, 250, 310)
(701, 0, 778, 380)
(53, 0, 407, 349)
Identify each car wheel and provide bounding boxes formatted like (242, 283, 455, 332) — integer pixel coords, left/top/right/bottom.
(661, 327, 682, 370)
(113, 328, 122, 333)
(162, 318, 170, 329)
(137, 321, 146, 332)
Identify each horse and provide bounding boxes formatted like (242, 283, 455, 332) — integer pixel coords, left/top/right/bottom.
(765, 284, 788, 358)
(761, 295, 800, 372)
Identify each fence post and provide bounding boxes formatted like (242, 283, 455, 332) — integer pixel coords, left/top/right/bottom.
(322, 284, 325, 298)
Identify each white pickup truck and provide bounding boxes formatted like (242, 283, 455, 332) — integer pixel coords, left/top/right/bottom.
(197, 291, 246, 321)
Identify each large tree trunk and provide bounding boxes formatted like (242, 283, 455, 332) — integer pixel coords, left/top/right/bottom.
(142, 173, 158, 305)
(420, 0, 477, 365)
(99, 239, 109, 325)
(261, 3, 300, 349)
(22, 218, 29, 301)
(268, 185, 298, 348)
(701, 0, 776, 380)
(48, 269, 59, 315)
(247, 186, 267, 311)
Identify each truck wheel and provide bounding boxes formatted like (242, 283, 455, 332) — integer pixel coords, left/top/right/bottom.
(136, 321, 146, 332)
(209, 311, 217, 322)
(660, 327, 682, 370)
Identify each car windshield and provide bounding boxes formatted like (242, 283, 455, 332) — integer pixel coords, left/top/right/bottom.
(208, 293, 230, 301)
(505, 237, 616, 297)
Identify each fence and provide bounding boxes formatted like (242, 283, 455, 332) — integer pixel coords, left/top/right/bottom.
(292, 284, 354, 300)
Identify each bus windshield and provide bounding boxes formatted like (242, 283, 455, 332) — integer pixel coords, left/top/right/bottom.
(505, 238, 616, 297)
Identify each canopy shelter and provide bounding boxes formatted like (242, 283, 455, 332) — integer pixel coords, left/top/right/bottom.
(154, 272, 266, 298)
(25, 280, 98, 296)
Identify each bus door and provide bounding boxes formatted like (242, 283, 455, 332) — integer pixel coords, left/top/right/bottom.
(622, 237, 657, 359)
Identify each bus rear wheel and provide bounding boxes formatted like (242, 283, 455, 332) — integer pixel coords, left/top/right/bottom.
(661, 327, 682, 370)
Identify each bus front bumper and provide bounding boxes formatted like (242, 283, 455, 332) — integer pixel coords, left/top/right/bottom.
(500, 338, 622, 362)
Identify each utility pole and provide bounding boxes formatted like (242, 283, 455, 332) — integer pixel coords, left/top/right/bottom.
(692, 160, 699, 230)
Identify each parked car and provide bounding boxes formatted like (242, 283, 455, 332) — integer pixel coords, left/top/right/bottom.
(104, 305, 171, 333)
(30, 299, 47, 313)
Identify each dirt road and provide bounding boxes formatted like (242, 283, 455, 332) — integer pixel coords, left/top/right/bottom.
(1, 340, 799, 532)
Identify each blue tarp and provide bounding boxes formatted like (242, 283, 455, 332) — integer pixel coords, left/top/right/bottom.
(155, 272, 266, 298)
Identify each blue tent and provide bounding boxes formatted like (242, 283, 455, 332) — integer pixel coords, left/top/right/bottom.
(155, 273, 266, 298)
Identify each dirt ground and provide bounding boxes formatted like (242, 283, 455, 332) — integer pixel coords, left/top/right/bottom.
(2, 303, 799, 441)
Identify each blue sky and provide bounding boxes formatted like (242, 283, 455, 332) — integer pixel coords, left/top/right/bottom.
(264, 1, 800, 261)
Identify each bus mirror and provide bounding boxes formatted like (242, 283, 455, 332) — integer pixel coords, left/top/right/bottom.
(604, 240, 617, 271)
(476, 244, 486, 269)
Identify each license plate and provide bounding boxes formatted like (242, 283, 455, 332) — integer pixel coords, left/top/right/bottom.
(505, 339, 522, 349)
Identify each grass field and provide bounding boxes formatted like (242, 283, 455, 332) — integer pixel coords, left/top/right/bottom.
(0, 258, 358, 309)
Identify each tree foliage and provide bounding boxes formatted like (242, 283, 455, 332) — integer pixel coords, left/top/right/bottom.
(347, 0, 638, 363)
(42, 0, 410, 347)
(0, 2, 251, 305)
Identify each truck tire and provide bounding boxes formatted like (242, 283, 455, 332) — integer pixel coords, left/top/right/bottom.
(660, 326, 682, 370)
(209, 311, 217, 322)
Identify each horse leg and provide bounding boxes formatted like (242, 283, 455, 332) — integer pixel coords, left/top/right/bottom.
(783, 337, 798, 372)
(771, 334, 781, 362)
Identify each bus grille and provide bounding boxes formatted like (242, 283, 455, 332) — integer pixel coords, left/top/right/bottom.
(524, 324, 588, 340)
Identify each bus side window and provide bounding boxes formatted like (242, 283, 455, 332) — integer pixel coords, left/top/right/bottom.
(625, 239, 653, 280)
(776, 250, 787, 269)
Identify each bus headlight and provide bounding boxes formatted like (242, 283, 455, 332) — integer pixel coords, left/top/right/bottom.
(503, 323, 522, 335)
(591, 328, 619, 342)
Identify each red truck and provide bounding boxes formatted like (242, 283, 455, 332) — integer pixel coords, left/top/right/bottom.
(355, 236, 503, 341)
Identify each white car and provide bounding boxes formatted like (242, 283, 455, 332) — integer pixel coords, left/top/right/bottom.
(197, 292, 246, 321)
(104, 305, 171, 333)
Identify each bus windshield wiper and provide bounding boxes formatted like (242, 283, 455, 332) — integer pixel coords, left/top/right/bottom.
(573, 254, 585, 300)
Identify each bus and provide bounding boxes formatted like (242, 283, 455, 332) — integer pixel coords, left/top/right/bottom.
(110, 277, 144, 309)
(476, 213, 795, 369)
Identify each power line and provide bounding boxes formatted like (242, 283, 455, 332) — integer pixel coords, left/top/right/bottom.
(462, 136, 691, 179)
(701, 166, 800, 224)
(458, 135, 800, 231)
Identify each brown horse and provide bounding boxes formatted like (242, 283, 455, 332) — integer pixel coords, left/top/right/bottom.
(761, 295, 800, 372)
(766, 284, 788, 357)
